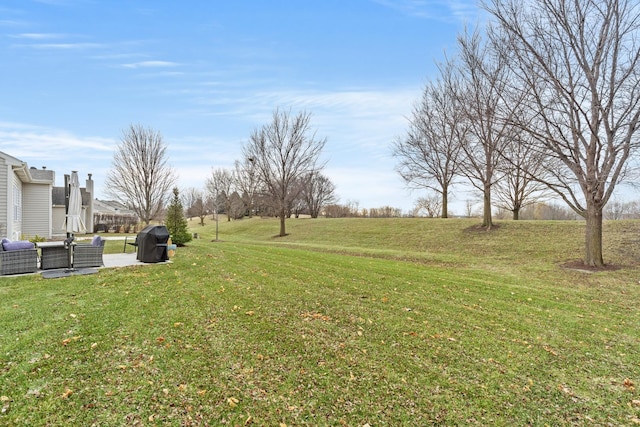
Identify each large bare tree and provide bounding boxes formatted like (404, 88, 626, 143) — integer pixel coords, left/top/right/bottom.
(243, 108, 326, 236)
(393, 64, 465, 218)
(454, 30, 515, 229)
(105, 124, 177, 225)
(486, 0, 640, 266)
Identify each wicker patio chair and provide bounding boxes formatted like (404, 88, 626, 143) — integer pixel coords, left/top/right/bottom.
(73, 237, 106, 268)
(0, 247, 38, 275)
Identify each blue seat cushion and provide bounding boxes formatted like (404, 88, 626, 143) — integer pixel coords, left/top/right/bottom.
(3, 240, 35, 251)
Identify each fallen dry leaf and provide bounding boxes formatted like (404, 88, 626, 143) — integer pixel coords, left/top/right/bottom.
(302, 312, 331, 321)
(227, 397, 239, 407)
(558, 384, 574, 396)
(60, 388, 73, 399)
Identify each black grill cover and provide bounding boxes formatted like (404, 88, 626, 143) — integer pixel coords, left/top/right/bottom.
(136, 225, 169, 263)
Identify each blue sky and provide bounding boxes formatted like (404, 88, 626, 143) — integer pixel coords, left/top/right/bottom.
(1, 0, 481, 213)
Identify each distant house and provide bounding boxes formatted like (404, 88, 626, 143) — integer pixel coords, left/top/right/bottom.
(0, 151, 94, 239)
(93, 199, 139, 233)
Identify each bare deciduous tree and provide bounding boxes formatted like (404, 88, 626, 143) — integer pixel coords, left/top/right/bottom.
(486, 0, 640, 266)
(393, 65, 465, 218)
(454, 29, 515, 229)
(227, 191, 247, 220)
(105, 124, 177, 225)
(493, 134, 550, 219)
(184, 187, 210, 226)
(412, 193, 443, 218)
(243, 108, 327, 236)
(206, 168, 235, 222)
(301, 172, 337, 218)
(234, 158, 259, 217)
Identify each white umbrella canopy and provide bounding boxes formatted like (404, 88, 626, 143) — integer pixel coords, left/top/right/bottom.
(64, 171, 86, 235)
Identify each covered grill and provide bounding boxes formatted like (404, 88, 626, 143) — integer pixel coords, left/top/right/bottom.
(136, 225, 169, 263)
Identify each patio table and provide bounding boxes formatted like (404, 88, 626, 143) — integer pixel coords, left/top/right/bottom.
(36, 241, 74, 270)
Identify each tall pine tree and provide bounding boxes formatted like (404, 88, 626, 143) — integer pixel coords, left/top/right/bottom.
(165, 187, 192, 246)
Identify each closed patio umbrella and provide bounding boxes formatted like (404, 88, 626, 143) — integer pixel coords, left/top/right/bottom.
(64, 171, 86, 235)
(63, 171, 86, 269)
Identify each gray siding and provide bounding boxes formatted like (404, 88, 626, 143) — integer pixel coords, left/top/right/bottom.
(23, 182, 52, 239)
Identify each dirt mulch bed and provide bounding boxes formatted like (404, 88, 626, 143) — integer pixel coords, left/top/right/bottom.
(560, 259, 623, 273)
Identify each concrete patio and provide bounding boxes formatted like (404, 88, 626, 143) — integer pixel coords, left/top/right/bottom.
(0, 251, 171, 278)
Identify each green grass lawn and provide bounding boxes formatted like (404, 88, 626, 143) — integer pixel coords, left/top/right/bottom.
(2, 217, 639, 425)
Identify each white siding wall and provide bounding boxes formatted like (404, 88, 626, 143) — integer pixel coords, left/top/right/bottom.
(0, 161, 8, 237)
(53, 206, 66, 236)
(23, 183, 52, 239)
(11, 175, 22, 240)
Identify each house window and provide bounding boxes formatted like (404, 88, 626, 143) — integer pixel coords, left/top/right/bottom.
(13, 182, 22, 222)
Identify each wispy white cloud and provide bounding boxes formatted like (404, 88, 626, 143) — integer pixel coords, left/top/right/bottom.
(372, 0, 479, 23)
(0, 122, 114, 155)
(327, 165, 409, 205)
(34, 0, 92, 6)
(0, 121, 115, 184)
(14, 42, 104, 50)
(230, 86, 416, 150)
(0, 20, 25, 27)
(9, 32, 67, 39)
(121, 60, 180, 69)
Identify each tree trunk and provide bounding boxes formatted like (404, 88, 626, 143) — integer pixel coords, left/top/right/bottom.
(482, 185, 493, 228)
(512, 208, 519, 220)
(279, 208, 286, 237)
(584, 204, 604, 267)
(441, 188, 449, 219)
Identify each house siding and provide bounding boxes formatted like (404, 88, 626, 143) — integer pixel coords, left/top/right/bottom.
(11, 174, 22, 239)
(0, 160, 8, 237)
(23, 182, 52, 239)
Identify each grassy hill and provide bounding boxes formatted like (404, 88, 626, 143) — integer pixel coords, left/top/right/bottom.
(1, 217, 639, 425)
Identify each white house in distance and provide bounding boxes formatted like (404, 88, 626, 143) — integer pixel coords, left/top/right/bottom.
(0, 151, 94, 240)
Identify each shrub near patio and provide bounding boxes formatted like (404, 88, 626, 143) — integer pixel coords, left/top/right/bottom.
(1, 218, 639, 425)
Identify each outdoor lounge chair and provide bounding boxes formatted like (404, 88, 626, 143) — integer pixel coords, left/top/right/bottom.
(0, 240, 38, 275)
(73, 236, 105, 268)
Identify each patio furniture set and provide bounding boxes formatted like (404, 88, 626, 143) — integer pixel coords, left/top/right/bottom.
(0, 235, 105, 275)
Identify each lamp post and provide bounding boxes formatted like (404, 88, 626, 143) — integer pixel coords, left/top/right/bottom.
(214, 192, 219, 242)
(248, 157, 255, 217)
